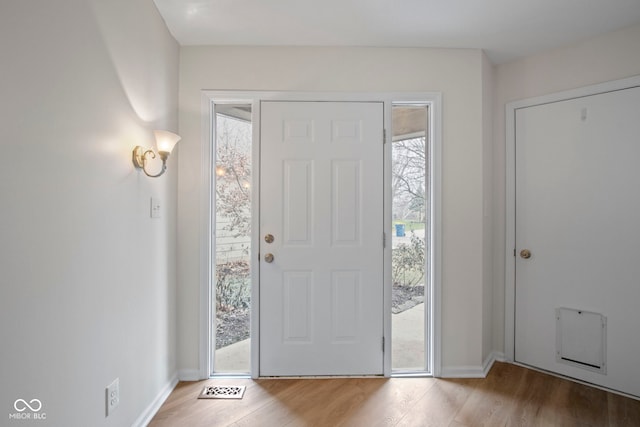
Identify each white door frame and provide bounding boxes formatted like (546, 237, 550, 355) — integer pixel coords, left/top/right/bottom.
(504, 75, 640, 362)
(200, 91, 443, 379)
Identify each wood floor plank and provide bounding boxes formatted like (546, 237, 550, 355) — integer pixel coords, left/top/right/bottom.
(508, 368, 564, 427)
(149, 363, 640, 427)
(297, 378, 389, 427)
(396, 378, 481, 427)
(283, 380, 379, 427)
(230, 379, 347, 427)
(453, 362, 526, 427)
(607, 391, 640, 427)
(537, 375, 610, 427)
(149, 378, 293, 427)
(363, 378, 438, 427)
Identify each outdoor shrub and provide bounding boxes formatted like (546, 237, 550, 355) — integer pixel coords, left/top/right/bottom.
(215, 260, 250, 311)
(392, 232, 425, 287)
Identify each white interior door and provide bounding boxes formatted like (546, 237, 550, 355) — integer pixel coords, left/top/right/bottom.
(515, 86, 640, 397)
(259, 101, 384, 376)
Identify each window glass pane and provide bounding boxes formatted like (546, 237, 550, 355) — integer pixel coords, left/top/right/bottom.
(391, 105, 428, 372)
(214, 105, 252, 373)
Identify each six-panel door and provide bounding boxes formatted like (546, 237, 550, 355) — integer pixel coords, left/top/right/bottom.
(259, 101, 384, 376)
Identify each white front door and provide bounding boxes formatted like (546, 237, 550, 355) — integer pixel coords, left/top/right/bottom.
(515, 86, 640, 397)
(259, 101, 384, 376)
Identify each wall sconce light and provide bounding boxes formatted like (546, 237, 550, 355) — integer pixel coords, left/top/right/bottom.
(132, 130, 181, 178)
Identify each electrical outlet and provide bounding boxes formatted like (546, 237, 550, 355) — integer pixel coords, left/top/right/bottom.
(106, 378, 119, 417)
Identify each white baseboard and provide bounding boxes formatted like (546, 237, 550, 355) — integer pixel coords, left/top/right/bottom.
(132, 373, 178, 427)
(440, 365, 487, 378)
(492, 351, 507, 363)
(440, 351, 506, 378)
(483, 351, 506, 376)
(178, 369, 202, 381)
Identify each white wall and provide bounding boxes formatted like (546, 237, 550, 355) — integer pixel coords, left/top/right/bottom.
(177, 46, 493, 375)
(0, 1, 179, 425)
(493, 22, 640, 354)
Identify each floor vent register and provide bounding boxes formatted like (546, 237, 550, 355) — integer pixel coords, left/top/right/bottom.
(198, 385, 246, 400)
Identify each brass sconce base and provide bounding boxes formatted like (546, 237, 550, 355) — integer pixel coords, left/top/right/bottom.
(132, 146, 146, 169)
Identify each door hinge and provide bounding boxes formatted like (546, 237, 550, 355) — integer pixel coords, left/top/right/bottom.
(383, 129, 387, 144)
(382, 337, 385, 351)
(383, 232, 386, 248)
(513, 248, 516, 257)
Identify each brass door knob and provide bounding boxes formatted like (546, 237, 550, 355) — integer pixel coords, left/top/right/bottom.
(264, 253, 274, 263)
(265, 234, 274, 244)
(520, 249, 532, 259)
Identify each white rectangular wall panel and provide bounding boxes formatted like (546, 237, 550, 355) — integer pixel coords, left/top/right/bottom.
(283, 160, 313, 245)
(331, 271, 360, 343)
(284, 119, 314, 144)
(331, 160, 361, 245)
(331, 120, 362, 144)
(283, 271, 313, 343)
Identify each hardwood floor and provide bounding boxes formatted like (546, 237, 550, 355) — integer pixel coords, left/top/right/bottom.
(149, 362, 640, 426)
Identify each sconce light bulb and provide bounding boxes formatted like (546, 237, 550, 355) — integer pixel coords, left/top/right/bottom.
(154, 130, 181, 154)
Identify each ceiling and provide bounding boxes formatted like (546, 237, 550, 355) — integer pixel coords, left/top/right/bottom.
(153, 0, 640, 64)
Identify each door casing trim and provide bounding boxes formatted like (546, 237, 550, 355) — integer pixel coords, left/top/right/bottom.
(200, 91, 443, 379)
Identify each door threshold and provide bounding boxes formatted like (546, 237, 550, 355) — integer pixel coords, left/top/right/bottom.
(258, 375, 386, 379)
(209, 374, 251, 380)
(391, 372, 433, 378)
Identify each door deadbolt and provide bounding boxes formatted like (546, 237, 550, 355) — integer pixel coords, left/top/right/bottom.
(264, 253, 274, 263)
(520, 249, 532, 259)
(265, 234, 274, 244)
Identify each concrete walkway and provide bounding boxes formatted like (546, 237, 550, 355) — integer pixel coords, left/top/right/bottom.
(214, 303, 426, 373)
(214, 337, 251, 373)
(391, 302, 425, 370)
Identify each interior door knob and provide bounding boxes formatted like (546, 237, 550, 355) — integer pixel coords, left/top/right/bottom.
(264, 253, 274, 263)
(265, 234, 274, 243)
(520, 249, 532, 259)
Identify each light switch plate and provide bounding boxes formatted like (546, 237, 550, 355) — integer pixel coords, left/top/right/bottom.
(151, 198, 161, 219)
